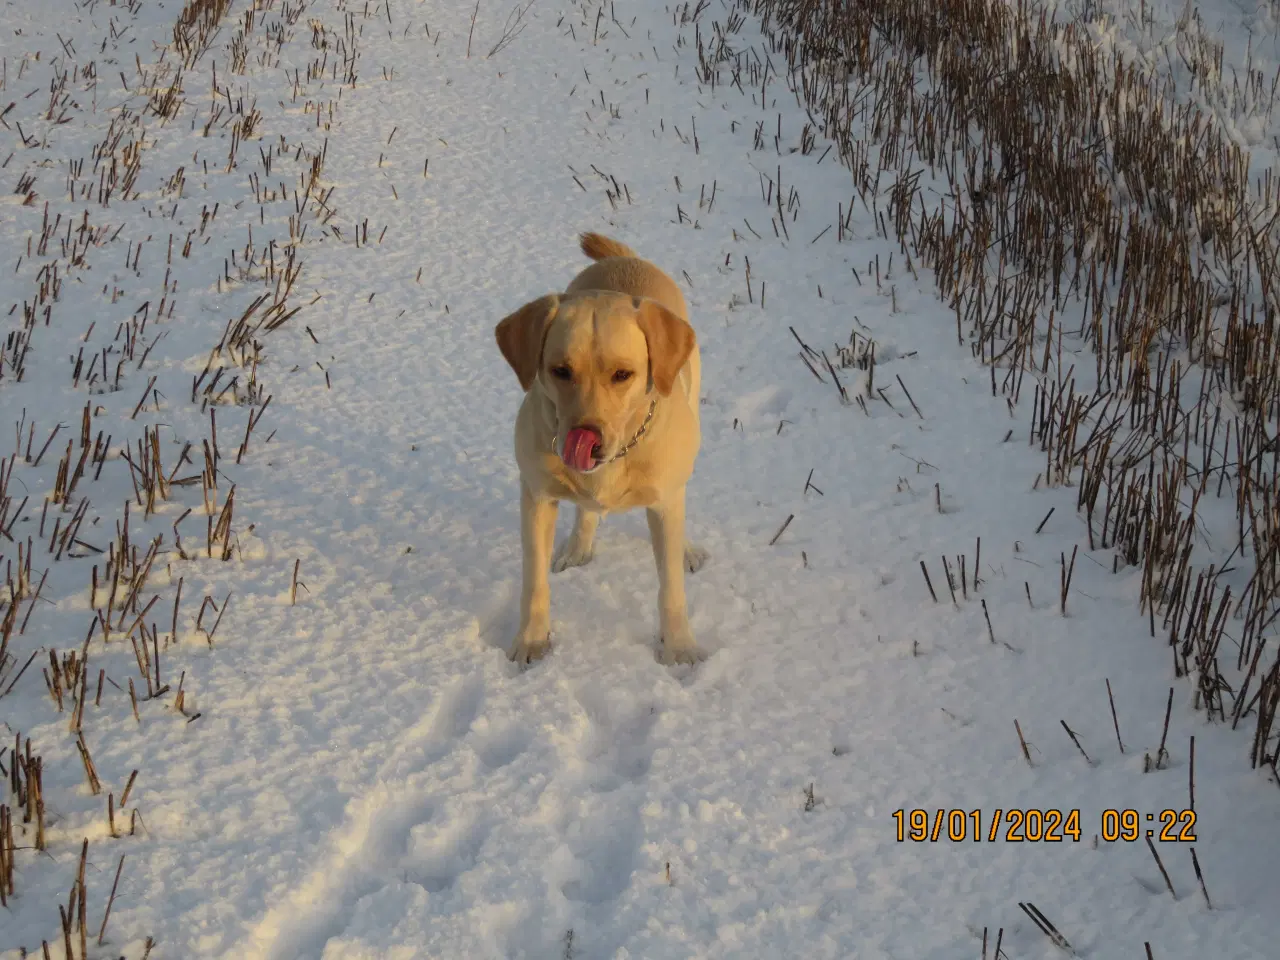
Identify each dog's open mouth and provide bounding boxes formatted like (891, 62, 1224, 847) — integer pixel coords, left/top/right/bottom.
(562, 426, 604, 472)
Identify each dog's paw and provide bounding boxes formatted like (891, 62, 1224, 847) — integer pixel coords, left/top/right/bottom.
(551, 539, 594, 573)
(684, 544, 710, 573)
(659, 641, 703, 666)
(508, 625, 552, 664)
(659, 617, 702, 665)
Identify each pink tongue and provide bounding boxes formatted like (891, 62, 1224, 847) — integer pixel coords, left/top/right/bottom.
(563, 427, 601, 472)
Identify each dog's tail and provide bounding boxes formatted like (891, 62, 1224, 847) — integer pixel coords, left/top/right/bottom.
(579, 231, 637, 261)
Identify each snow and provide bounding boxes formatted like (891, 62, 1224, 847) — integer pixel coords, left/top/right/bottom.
(1, 0, 1278, 958)
(1038, 0, 1280, 175)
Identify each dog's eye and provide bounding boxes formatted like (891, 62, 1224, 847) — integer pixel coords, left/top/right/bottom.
(549, 365, 572, 381)
(612, 369, 634, 384)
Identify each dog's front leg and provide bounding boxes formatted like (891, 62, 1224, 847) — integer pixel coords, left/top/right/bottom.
(510, 483, 559, 663)
(552, 505, 602, 572)
(646, 489, 701, 665)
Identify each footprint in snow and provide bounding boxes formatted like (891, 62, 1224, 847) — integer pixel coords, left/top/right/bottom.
(404, 809, 494, 894)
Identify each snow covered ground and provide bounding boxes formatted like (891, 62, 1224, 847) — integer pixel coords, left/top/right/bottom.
(2, 0, 1279, 958)
(1042, 0, 1280, 176)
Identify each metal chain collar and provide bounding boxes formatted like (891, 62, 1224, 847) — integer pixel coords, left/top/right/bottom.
(551, 397, 657, 466)
(602, 398, 657, 463)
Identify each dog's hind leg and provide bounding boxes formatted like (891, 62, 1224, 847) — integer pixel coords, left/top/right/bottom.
(552, 505, 602, 573)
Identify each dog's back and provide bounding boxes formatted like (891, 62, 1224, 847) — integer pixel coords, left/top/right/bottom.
(566, 233, 699, 424)
(567, 232, 689, 324)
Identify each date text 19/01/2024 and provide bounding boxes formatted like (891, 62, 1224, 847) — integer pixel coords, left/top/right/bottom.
(891, 808, 1197, 843)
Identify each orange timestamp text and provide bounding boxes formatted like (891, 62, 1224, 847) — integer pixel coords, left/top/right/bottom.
(891, 808, 1197, 843)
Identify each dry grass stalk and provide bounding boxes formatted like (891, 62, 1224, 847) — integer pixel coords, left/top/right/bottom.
(919, 560, 937, 603)
(1188, 735, 1195, 811)
(1013, 719, 1033, 766)
(1105, 679, 1125, 753)
(0, 0, 321, 945)
(487, 0, 539, 58)
(747, 0, 1280, 778)
(1016, 901, 1075, 955)
(1059, 720, 1093, 766)
(941, 556, 957, 605)
(76, 734, 101, 795)
(1155, 686, 1174, 770)
(97, 853, 126, 945)
(0, 803, 14, 905)
(768, 514, 794, 546)
(1145, 835, 1177, 898)
(173, 0, 234, 68)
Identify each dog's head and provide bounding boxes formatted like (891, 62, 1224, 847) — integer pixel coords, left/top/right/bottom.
(495, 292, 695, 473)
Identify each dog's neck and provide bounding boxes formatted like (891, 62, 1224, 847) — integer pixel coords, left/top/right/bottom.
(602, 397, 657, 464)
(535, 386, 660, 464)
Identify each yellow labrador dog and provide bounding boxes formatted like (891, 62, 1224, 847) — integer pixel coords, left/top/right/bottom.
(495, 232, 707, 665)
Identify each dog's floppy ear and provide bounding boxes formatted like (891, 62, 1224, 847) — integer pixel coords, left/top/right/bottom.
(495, 294, 559, 391)
(634, 298, 695, 396)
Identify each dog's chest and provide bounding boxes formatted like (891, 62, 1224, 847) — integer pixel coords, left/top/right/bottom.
(543, 456, 659, 511)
